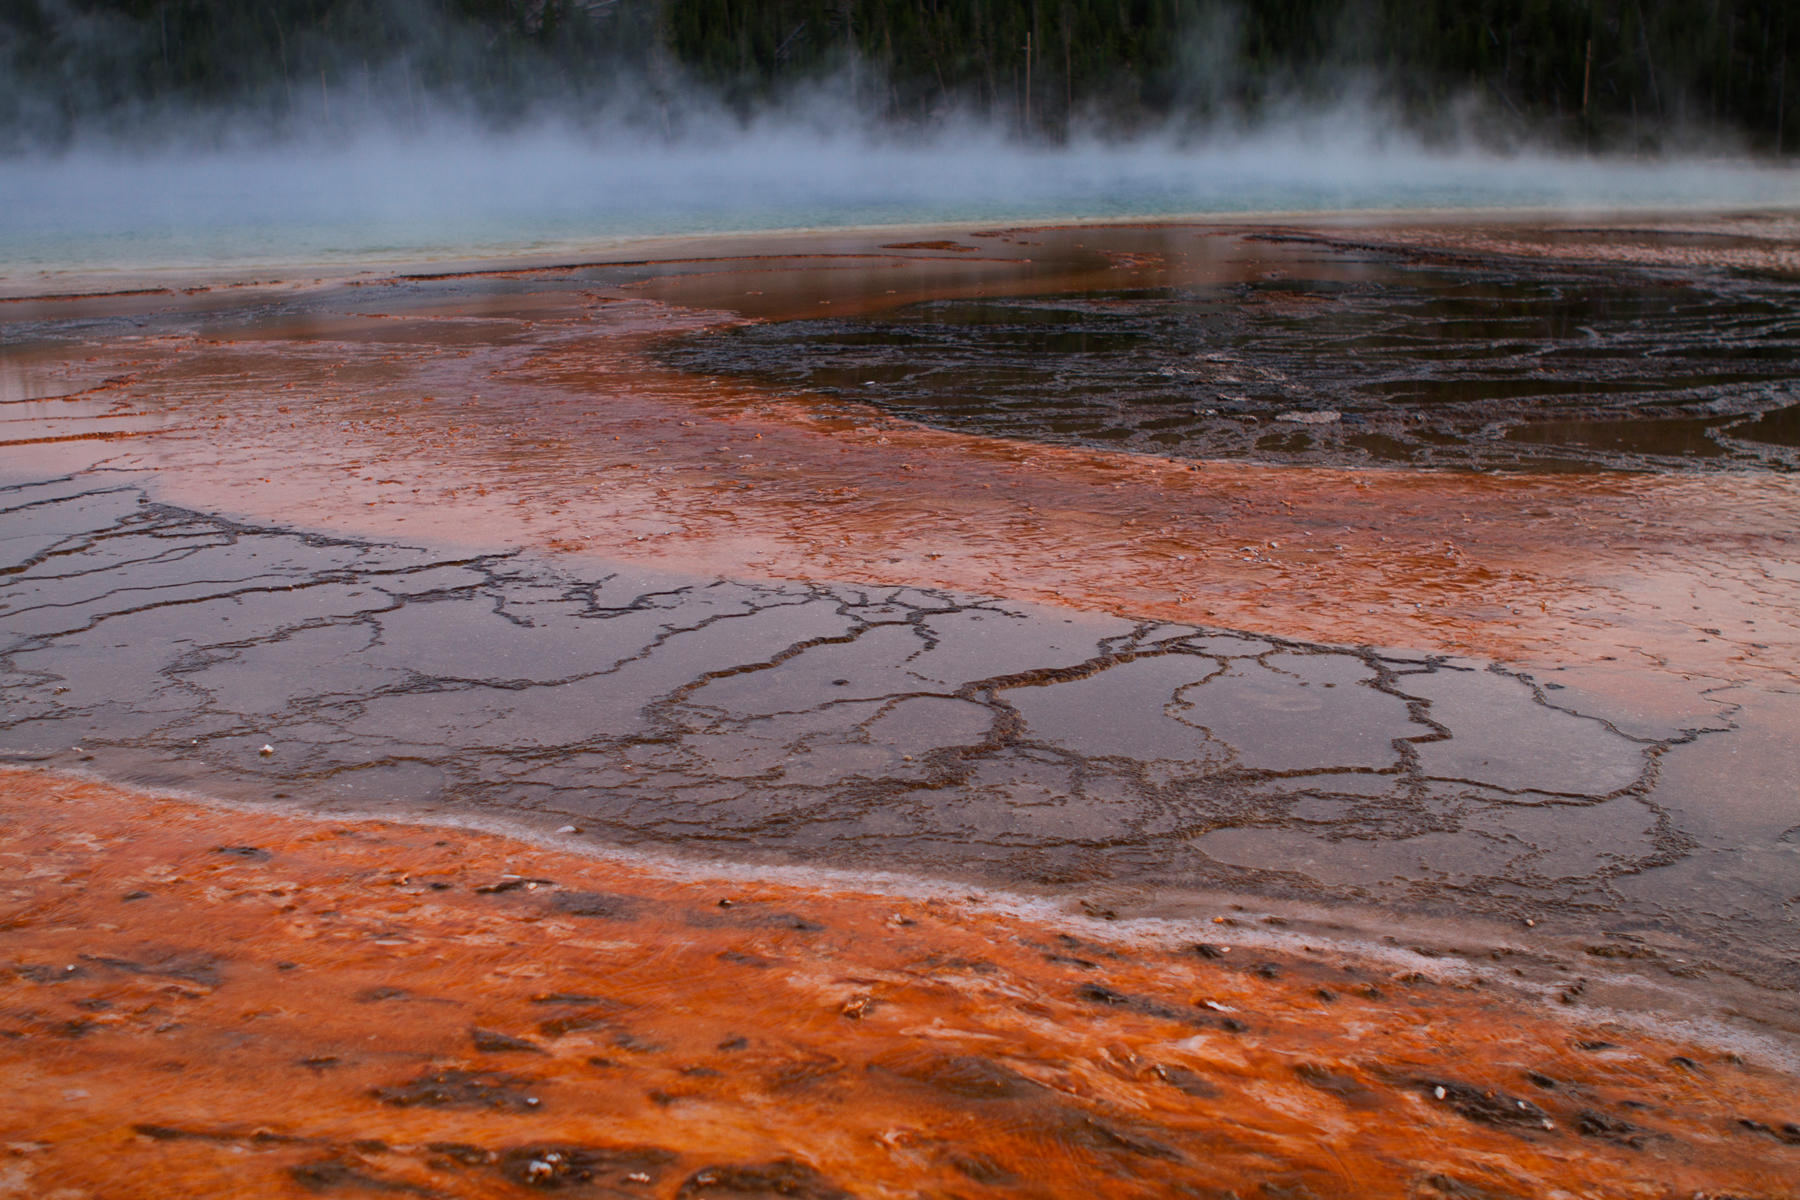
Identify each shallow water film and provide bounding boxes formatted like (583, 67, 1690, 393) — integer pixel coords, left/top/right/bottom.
(3, 216, 1800, 1196)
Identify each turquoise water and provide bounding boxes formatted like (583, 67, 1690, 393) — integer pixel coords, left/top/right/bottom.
(4, 124, 1799, 276)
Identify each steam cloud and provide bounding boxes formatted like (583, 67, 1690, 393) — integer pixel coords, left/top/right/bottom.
(3, 3, 1798, 281)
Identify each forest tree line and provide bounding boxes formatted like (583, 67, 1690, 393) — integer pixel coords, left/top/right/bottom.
(4, 0, 1795, 151)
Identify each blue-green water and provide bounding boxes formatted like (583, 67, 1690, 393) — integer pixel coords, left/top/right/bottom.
(4, 124, 1799, 279)
(10, 123, 1800, 280)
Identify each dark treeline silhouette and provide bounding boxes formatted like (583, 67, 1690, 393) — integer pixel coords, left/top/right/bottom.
(671, 0, 1798, 150)
(4, 0, 1796, 151)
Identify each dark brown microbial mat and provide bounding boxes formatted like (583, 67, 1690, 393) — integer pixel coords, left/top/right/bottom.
(658, 240, 1800, 472)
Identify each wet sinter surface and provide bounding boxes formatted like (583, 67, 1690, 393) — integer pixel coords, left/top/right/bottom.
(1, 219, 1798, 1010)
(2, 473, 1794, 1006)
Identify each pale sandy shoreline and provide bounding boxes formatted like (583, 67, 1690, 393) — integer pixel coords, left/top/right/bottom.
(6, 202, 1800, 302)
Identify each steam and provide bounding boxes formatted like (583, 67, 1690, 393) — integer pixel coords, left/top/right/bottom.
(4, 12, 1799, 282)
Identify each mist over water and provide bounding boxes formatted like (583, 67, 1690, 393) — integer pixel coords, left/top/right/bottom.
(6, 108, 1800, 279)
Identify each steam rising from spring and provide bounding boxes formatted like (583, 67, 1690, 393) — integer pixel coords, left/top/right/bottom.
(5, 84, 1800, 279)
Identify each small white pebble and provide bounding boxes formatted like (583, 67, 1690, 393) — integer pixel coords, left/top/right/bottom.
(258, 744, 274, 756)
(626, 1173, 651, 1184)
(1434, 1086, 1447, 1100)
(555, 825, 579, 835)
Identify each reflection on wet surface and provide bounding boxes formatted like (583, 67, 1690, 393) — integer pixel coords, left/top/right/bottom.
(4, 218, 1800, 1193)
(4, 475, 1794, 999)
(660, 247, 1800, 472)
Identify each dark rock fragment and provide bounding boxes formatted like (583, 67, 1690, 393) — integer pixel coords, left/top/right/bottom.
(717, 950, 776, 969)
(80, 952, 222, 988)
(1584, 942, 1656, 960)
(497, 1143, 676, 1190)
(872, 1053, 1040, 1100)
(355, 986, 408, 1003)
(1065, 1115, 1182, 1161)
(1292, 1063, 1379, 1107)
(372, 1068, 543, 1111)
(538, 1013, 618, 1039)
(1737, 1118, 1800, 1145)
(947, 1153, 1014, 1184)
(1043, 953, 1097, 969)
(476, 878, 555, 895)
(12, 963, 87, 984)
(131, 1124, 309, 1146)
(690, 905, 823, 933)
(289, 1159, 434, 1195)
(214, 845, 270, 861)
(424, 1143, 495, 1166)
(1076, 983, 1133, 1006)
(550, 891, 641, 919)
(1149, 1063, 1219, 1099)
(1417, 1173, 1526, 1200)
(471, 1027, 548, 1054)
(530, 993, 612, 1005)
(1575, 1109, 1649, 1148)
(675, 1160, 854, 1199)
(1419, 1080, 1555, 1132)
(1258, 1183, 1319, 1200)
(1072, 983, 1196, 1023)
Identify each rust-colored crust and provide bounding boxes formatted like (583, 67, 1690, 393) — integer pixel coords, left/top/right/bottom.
(2, 768, 1797, 1198)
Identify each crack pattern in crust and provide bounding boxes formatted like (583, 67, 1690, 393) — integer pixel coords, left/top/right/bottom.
(4, 475, 1781, 990)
